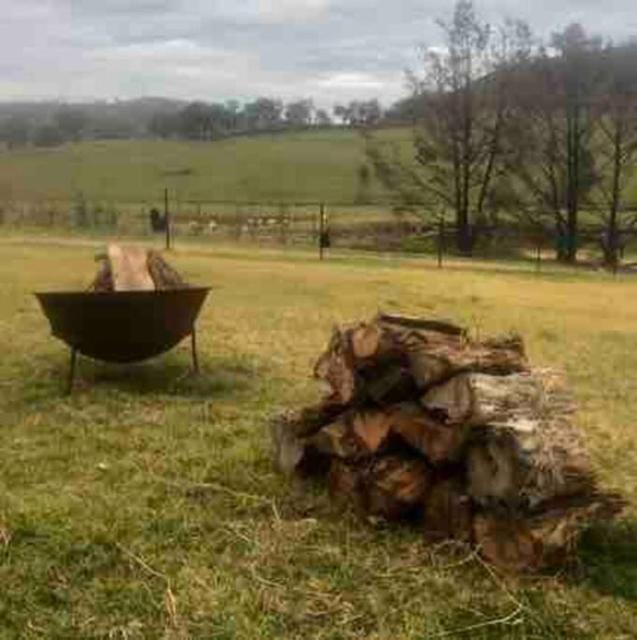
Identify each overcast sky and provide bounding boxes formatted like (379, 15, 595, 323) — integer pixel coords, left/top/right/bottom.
(2, 0, 636, 107)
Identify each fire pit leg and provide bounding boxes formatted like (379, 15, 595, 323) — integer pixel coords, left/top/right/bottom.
(191, 327, 200, 374)
(66, 348, 78, 395)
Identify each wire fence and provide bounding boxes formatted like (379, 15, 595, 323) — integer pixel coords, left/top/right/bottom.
(2, 195, 637, 268)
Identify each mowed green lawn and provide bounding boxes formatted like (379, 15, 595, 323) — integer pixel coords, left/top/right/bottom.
(0, 129, 411, 206)
(1, 237, 636, 639)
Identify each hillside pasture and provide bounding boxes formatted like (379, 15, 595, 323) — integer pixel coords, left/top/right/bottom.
(0, 129, 413, 206)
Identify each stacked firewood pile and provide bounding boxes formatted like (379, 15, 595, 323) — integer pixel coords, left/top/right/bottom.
(90, 244, 186, 292)
(272, 314, 625, 572)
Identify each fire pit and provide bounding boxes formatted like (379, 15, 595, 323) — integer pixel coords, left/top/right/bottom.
(36, 287, 209, 393)
(35, 244, 210, 393)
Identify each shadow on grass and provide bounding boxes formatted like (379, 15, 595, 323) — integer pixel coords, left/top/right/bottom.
(74, 352, 259, 398)
(15, 348, 261, 402)
(571, 519, 637, 601)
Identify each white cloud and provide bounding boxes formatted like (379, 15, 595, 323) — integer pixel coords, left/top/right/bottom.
(317, 72, 384, 90)
(257, 0, 330, 23)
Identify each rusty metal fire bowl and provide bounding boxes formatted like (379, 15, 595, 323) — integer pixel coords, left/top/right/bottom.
(35, 287, 210, 392)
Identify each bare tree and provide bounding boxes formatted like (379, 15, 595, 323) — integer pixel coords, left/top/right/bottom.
(367, 1, 530, 254)
(505, 24, 602, 261)
(587, 43, 637, 268)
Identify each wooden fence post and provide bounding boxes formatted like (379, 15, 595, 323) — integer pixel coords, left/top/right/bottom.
(319, 202, 325, 261)
(164, 187, 171, 250)
(437, 217, 445, 269)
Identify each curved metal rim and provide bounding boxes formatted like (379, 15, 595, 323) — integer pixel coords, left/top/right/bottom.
(35, 286, 212, 298)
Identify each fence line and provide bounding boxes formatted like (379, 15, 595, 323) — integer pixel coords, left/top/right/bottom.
(2, 195, 637, 268)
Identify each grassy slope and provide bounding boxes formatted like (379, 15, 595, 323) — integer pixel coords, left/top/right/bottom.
(0, 129, 412, 206)
(0, 237, 636, 638)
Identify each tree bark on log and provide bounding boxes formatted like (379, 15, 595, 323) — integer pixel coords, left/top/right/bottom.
(465, 369, 595, 509)
(474, 492, 626, 572)
(422, 372, 542, 428)
(147, 250, 186, 289)
(329, 455, 431, 521)
(388, 403, 468, 464)
(89, 245, 187, 292)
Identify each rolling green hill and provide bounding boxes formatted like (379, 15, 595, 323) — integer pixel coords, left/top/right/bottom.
(0, 128, 412, 206)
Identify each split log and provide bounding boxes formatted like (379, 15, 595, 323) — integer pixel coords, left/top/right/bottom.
(388, 403, 467, 464)
(271, 407, 395, 474)
(307, 418, 365, 459)
(270, 419, 306, 475)
(269, 419, 330, 477)
(422, 372, 542, 428)
(423, 477, 474, 543)
(405, 337, 528, 390)
(276, 402, 347, 439)
(474, 493, 626, 572)
(351, 410, 393, 454)
(328, 455, 431, 521)
(314, 326, 357, 404)
(89, 245, 187, 292)
(269, 403, 347, 475)
(365, 456, 431, 520)
(90, 258, 113, 292)
(147, 250, 186, 289)
(107, 244, 155, 291)
(466, 369, 595, 509)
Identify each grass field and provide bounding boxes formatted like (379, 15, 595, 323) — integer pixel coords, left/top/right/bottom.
(1, 236, 637, 639)
(0, 129, 412, 206)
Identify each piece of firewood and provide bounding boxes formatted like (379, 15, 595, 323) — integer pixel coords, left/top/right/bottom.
(423, 477, 474, 543)
(314, 323, 416, 407)
(406, 338, 528, 389)
(377, 313, 464, 336)
(269, 419, 330, 477)
(107, 244, 155, 291)
(307, 418, 365, 460)
(89, 258, 113, 292)
(388, 403, 468, 464)
(328, 456, 431, 521)
(365, 455, 431, 521)
(466, 369, 596, 509)
(351, 410, 393, 454)
(277, 402, 347, 439)
(147, 250, 187, 289)
(474, 493, 626, 572)
(422, 372, 543, 427)
(314, 326, 357, 405)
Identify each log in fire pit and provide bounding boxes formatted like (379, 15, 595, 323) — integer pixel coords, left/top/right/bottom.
(36, 245, 209, 393)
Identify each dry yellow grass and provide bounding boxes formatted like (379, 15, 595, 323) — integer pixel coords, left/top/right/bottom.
(0, 236, 635, 638)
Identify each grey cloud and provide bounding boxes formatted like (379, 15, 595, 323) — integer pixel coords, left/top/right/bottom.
(2, 0, 637, 105)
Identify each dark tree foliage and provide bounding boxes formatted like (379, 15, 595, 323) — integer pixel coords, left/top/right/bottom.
(0, 115, 30, 149)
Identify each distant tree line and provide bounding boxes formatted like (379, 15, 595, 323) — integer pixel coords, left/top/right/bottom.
(365, 0, 637, 267)
(150, 98, 388, 139)
(0, 96, 390, 149)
